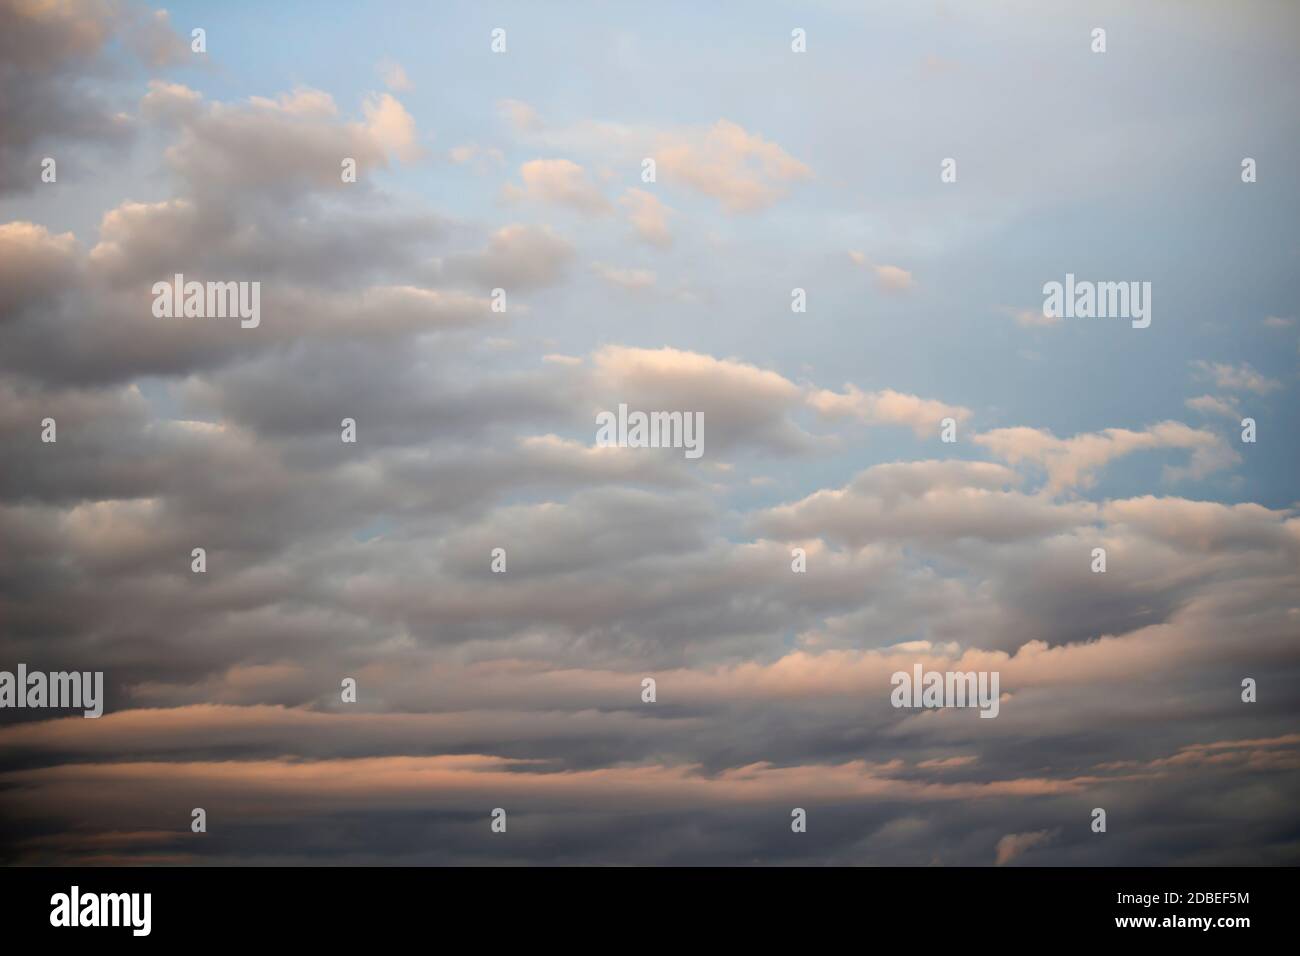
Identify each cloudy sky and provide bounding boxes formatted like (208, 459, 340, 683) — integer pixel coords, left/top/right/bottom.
(1, 0, 1297, 866)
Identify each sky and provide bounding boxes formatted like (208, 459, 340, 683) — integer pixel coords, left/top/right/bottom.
(0, 0, 1297, 866)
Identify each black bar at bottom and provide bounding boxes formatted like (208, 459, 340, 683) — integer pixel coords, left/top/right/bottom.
(0, 866, 1282, 942)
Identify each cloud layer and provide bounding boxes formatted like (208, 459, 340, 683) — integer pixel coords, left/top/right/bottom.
(1, 0, 1297, 866)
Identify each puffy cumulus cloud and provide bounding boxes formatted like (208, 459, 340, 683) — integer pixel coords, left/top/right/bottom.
(0, 221, 79, 316)
(82, 193, 450, 294)
(511, 434, 694, 487)
(974, 421, 1239, 493)
(0, 81, 580, 387)
(137, 78, 202, 121)
(0, 0, 186, 194)
(588, 345, 816, 454)
(170, 343, 584, 451)
(1, 243, 498, 387)
(500, 114, 809, 213)
(807, 384, 970, 437)
(620, 188, 673, 247)
(148, 85, 422, 199)
(1100, 497, 1299, 556)
(503, 158, 612, 214)
(670, 590, 1290, 706)
(438, 223, 575, 291)
(246, 87, 340, 119)
(361, 92, 424, 162)
(1190, 360, 1281, 395)
(753, 460, 1094, 546)
(655, 119, 812, 213)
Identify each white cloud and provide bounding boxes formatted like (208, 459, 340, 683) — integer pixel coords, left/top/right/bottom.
(1190, 360, 1281, 395)
(362, 92, 423, 162)
(1185, 394, 1241, 420)
(975, 422, 1239, 493)
(621, 188, 673, 247)
(655, 119, 811, 213)
(807, 385, 969, 437)
(504, 158, 611, 214)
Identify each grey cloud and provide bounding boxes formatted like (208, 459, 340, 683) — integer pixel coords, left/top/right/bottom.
(2, 0, 1297, 868)
(0, 0, 185, 195)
